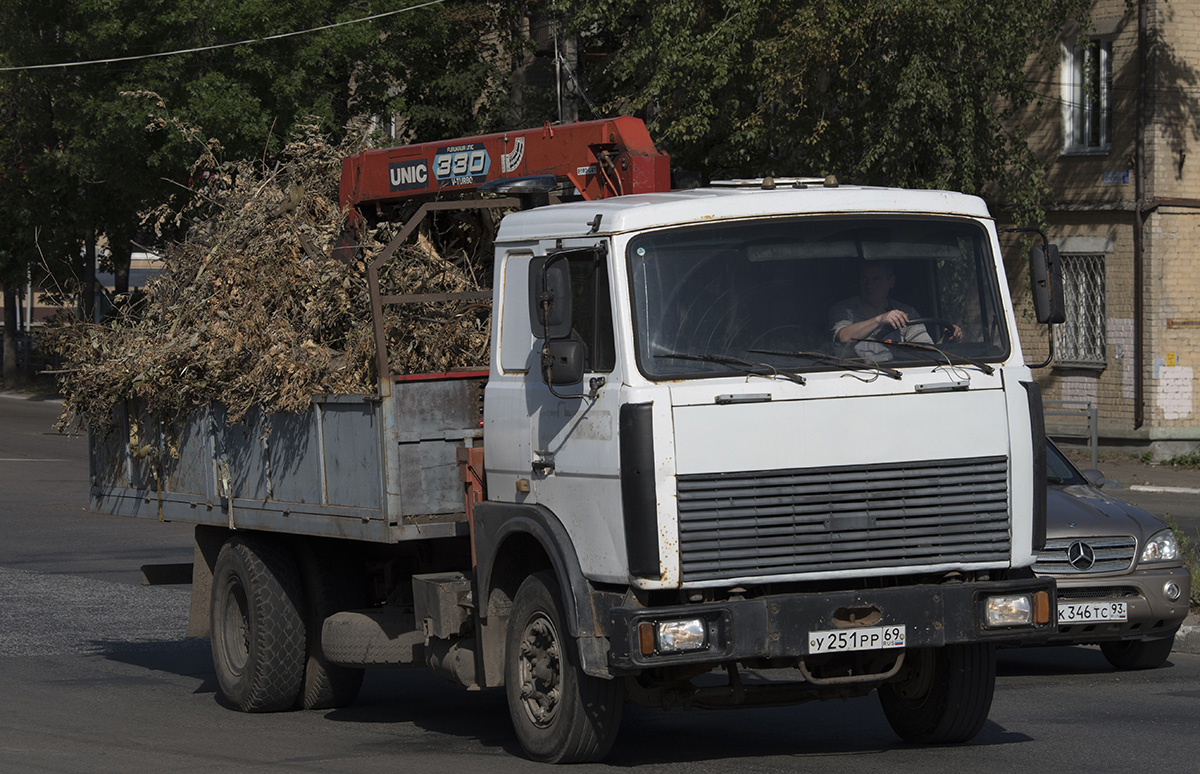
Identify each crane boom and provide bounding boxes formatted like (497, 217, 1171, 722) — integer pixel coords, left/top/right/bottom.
(339, 116, 670, 214)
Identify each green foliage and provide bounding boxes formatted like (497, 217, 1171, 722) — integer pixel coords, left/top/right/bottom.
(1164, 445, 1200, 470)
(0, 0, 519, 304)
(1162, 515, 1200, 609)
(560, 0, 1090, 225)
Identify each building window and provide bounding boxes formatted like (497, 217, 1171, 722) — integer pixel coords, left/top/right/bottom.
(1054, 253, 1106, 367)
(1063, 38, 1112, 153)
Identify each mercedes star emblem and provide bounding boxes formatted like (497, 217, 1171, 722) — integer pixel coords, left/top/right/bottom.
(1067, 540, 1096, 571)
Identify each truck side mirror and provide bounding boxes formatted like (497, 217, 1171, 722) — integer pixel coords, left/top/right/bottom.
(529, 256, 573, 340)
(546, 339, 585, 385)
(1029, 244, 1066, 324)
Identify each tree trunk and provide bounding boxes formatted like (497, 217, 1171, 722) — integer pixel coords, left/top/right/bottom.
(3, 283, 23, 387)
(111, 233, 131, 296)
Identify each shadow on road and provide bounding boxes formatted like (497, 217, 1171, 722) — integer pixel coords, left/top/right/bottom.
(323, 668, 1036, 765)
(86, 636, 1046, 764)
(89, 636, 218, 693)
(996, 644, 1163, 676)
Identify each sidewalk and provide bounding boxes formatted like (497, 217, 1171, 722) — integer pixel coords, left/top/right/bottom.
(1082, 454, 1200, 494)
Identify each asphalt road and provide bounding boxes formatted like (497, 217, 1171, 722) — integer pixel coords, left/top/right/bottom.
(3, 394, 1200, 772)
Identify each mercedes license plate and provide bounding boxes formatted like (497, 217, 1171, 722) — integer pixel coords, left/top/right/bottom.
(808, 625, 906, 654)
(1057, 601, 1128, 623)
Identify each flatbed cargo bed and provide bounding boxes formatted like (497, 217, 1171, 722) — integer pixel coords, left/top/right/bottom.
(89, 373, 485, 543)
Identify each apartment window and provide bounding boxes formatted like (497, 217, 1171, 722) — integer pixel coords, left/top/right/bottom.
(1053, 253, 1107, 367)
(1063, 38, 1112, 153)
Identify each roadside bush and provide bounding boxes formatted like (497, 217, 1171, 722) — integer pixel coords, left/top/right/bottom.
(1164, 445, 1200, 470)
(1164, 515, 1200, 609)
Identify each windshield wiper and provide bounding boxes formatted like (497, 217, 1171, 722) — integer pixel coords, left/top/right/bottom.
(750, 348, 902, 380)
(854, 339, 996, 375)
(655, 353, 807, 386)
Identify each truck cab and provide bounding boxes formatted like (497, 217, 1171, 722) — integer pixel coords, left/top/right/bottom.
(487, 183, 1042, 585)
(476, 181, 1055, 758)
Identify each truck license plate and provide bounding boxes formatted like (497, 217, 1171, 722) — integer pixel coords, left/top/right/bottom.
(1057, 601, 1128, 623)
(808, 625, 906, 654)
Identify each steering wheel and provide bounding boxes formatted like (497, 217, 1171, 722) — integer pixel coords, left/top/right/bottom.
(867, 317, 957, 343)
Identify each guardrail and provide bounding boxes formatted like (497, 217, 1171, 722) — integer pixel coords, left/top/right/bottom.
(1044, 399, 1098, 470)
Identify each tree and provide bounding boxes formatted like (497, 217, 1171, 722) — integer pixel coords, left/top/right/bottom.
(0, 0, 82, 385)
(0, 0, 521, 338)
(560, 0, 1090, 224)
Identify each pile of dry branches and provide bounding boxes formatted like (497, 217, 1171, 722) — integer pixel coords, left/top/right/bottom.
(49, 119, 493, 431)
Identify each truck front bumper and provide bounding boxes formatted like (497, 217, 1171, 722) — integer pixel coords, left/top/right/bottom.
(608, 577, 1056, 670)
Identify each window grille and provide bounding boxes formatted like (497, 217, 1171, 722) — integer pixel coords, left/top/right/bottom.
(1053, 253, 1106, 366)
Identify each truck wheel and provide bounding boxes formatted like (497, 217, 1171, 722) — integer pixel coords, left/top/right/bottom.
(504, 571, 623, 763)
(1100, 636, 1175, 670)
(878, 643, 996, 744)
(210, 534, 307, 712)
(294, 542, 365, 710)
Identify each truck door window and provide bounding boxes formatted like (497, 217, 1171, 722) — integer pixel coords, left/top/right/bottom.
(566, 251, 616, 373)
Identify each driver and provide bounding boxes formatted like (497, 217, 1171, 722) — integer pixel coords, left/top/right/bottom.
(829, 261, 960, 360)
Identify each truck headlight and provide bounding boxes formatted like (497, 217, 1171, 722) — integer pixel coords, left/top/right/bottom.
(639, 618, 708, 655)
(984, 594, 1033, 628)
(1141, 530, 1180, 563)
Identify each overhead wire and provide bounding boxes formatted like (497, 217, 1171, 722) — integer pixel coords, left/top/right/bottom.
(0, 0, 449, 72)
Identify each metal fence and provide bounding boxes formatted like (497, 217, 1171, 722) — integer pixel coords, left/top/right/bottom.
(1043, 399, 1099, 470)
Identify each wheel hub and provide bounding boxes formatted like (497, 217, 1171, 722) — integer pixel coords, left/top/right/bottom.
(517, 612, 561, 727)
(221, 581, 251, 677)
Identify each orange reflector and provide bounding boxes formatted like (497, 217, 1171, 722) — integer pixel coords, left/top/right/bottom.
(638, 622, 655, 655)
(1034, 591, 1051, 624)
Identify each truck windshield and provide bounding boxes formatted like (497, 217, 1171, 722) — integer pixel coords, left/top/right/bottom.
(627, 216, 1010, 380)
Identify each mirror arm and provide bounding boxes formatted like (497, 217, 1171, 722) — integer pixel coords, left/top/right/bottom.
(1028, 328, 1054, 369)
(1000, 227, 1057, 369)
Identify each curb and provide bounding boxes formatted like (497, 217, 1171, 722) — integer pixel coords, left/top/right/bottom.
(1128, 484, 1200, 495)
(0, 392, 63, 404)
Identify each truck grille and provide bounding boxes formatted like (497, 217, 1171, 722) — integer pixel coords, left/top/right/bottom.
(676, 456, 1010, 582)
(1034, 536, 1136, 575)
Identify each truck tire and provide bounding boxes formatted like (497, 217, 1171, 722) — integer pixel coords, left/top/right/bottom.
(294, 542, 365, 710)
(504, 571, 623, 763)
(878, 643, 996, 744)
(210, 534, 307, 712)
(1099, 635, 1175, 670)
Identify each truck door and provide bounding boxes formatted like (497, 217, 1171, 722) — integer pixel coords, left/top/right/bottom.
(527, 245, 628, 583)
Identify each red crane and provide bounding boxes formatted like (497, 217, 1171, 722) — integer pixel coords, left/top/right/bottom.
(339, 116, 671, 215)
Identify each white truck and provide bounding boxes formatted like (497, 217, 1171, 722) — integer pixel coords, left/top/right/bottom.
(92, 121, 1060, 763)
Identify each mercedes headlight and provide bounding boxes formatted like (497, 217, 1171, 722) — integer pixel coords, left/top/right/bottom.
(1141, 529, 1180, 563)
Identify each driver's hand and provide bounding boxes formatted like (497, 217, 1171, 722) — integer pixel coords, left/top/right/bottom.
(936, 324, 964, 340)
(878, 309, 909, 329)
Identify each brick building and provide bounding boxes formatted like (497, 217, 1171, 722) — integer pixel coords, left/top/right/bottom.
(1012, 0, 1200, 458)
